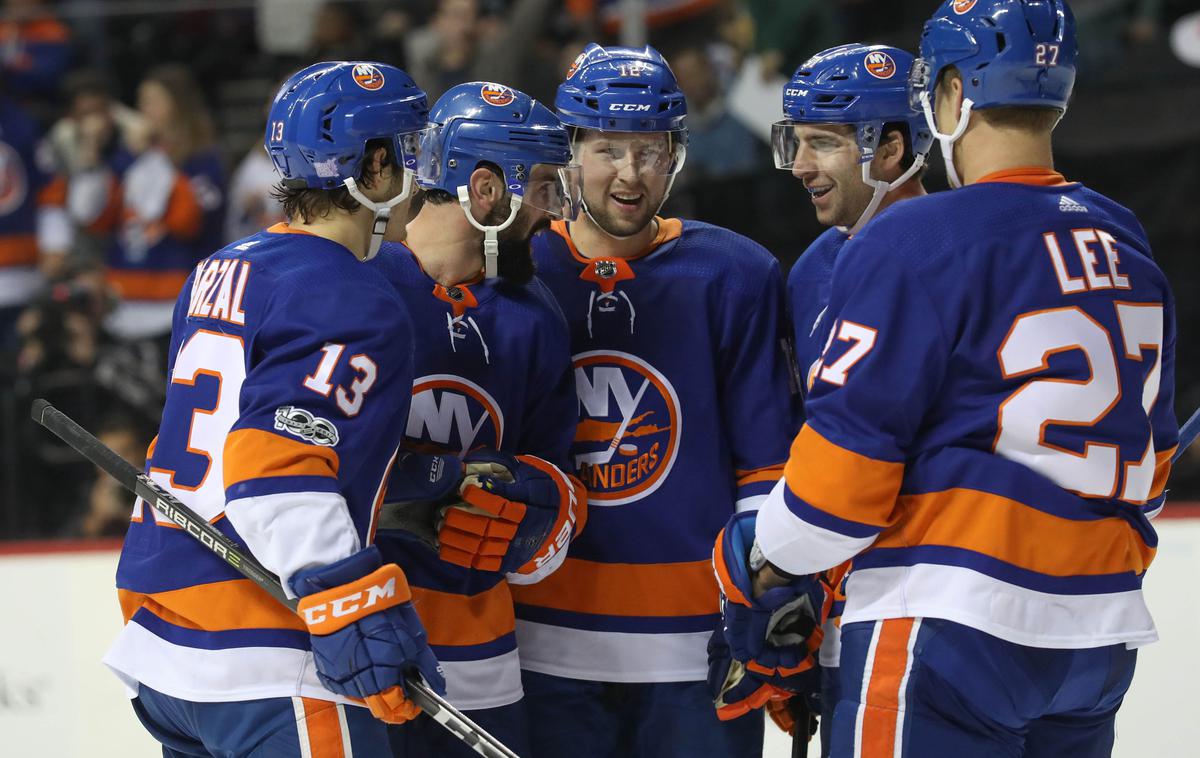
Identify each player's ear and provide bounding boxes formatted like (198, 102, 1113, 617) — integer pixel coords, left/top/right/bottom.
(875, 129, 905, 178)
(467, 166, 502, 214)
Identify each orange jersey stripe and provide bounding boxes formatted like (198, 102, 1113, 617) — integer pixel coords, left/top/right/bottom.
(38, 176, 67, 206)
(861, 618, 915, 756)
(0, 235, 38, 267)
(510, 557, 719, 617)
(786, 425, 904, 528)
(735, 464, 784, 487)
(877, 488, 1156, 576)
(224, 428, 340, 490)
(163, 174, 204, 240)
(1150, 446, 1175, 501)
(118, 580, 305, 631)
(105, 269, 190, 301)
(412, 582, 515, 647)
(299, 698, 347, 758)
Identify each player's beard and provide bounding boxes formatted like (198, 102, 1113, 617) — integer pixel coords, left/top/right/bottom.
(582, 179, 666, 238)
(483, 205, 547, 284)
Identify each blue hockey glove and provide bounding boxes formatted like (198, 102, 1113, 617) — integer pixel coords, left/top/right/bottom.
(713, 511, 831, 678)
(291, 546, 446, 723)
(439, 449, 584, 576)
(707, 626, 820, 738)
(376, 452, 464, 546)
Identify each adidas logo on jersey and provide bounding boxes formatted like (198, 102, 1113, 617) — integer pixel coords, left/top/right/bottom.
(1059, 195, 1088, 213)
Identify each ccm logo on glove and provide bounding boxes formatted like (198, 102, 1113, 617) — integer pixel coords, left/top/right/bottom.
(297, 564, 412, 634)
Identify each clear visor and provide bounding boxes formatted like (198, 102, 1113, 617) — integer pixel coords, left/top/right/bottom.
(395, 129, 423, 173)
(908, 58, 933, 112)
(572, 130, 687, 178)
(771, 121, 864, 173)
(517, 163, 583, 221)
(414, 124, 444, 188)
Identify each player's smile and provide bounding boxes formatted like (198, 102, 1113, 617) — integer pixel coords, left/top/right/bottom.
(608, 188, 645, 214)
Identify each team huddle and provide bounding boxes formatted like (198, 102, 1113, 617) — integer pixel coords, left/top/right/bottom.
(105, 1, 1179, 757)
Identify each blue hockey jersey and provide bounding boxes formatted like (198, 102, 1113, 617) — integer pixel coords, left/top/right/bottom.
(370, 242, 582, 710)
(513, 217, 798, 682)
(757, 168, 1178, 650)
(105, 223, 416, 703)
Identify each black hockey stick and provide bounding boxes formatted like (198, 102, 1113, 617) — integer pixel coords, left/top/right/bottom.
(30, 399, 520, 758)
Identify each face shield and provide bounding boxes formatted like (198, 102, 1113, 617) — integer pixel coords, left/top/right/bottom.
(414, 124, 445, 189)
(572, 130, 687, 180)
(515, 163, 583, 221)
(771, 121, 864, 174)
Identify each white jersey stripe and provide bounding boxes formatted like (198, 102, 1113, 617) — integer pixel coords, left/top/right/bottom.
(853, 620, 884, 758)
(292, 697, 313, 758)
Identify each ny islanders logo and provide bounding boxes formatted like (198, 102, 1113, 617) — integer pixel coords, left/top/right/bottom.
(0, 142, 29, 216)
(406, 375, 504, 456)
(352, 64, 385, 91)
(481, 83, 516, 106)
(863, 51, 897, 79)
(573, 351, 680, 506)
(952, 0, 977, 14)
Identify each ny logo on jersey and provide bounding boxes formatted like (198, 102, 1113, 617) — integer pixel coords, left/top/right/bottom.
(406, 375, 504, 456)
(572, 351, 680, 506)
(0, 141, 29, 216)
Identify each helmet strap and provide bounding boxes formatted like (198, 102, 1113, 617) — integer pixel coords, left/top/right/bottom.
(457, 186, 521, 279)
(920, 91, 973, 189)
(343, 168, 415, 260)
(840, 151, 928, 236)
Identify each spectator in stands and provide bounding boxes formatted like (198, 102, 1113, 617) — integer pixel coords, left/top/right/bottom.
(96, 64, 225, 348)
(40, 69, 143, 279)
(224, 121, 284, 243)
(0, 0, 71, 111)
(79, 411, 154, 539)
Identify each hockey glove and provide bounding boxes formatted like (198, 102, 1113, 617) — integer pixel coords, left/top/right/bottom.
(439, 449, 584, 577)
(713, 510, 831, 678)
(376, 452, 465, 547)
(290, 546, 446, 723)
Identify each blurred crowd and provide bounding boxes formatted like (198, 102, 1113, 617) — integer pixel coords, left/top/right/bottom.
(1, 0, 1198, 539)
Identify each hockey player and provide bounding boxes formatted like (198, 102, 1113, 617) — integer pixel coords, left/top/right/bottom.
(709, 43, 935, 754)
(511, 44, 798, 757)
(715, 1, 1178, 756)
(371, 81, 587, 758)
(105, 62, 447, 756)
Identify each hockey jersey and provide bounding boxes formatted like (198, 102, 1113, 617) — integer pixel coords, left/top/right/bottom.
(513, 217, 798, 682)
(101, 147, 226, 339)
(370, 242, 582, 710)
(0, 97, 49, 308)
(757, 168, 1178, 650)
(105, 223, 416, 704)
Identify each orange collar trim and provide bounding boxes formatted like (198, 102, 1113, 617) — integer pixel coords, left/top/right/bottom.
(974, 167, 1071, 186)
(553, 217, 683, 265)
(266, 222, 316, 236)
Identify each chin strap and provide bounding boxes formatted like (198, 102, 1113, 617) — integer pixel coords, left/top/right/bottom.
(838, 151, 929, 236)
(342, 169, 415, 260)
(457, 186, 521, 279)
(920, 92, 973, 189)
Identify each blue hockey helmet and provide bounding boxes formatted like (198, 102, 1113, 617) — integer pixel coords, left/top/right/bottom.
(265, 62, 429, 190)
(416, 82, 583, 277)
(555, 44, 687, 133)
(774, 44, 933, 235)
(908, 0, 1076, 186)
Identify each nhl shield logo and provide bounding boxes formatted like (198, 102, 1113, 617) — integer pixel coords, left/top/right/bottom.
(864, 51, 897, 80)
(406, 375, 504, 457)
(572, 350, 680, 506)
(352, 64, 385, 91)
(481, 83, 516, 107)
(952, 0, 978, 14)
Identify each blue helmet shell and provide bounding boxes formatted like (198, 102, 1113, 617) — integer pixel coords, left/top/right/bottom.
(913, 0, 1077, 112)
(555, 44, 687, 132)
(417, 81, 572, 199)
(265, 61, 428, 190)
(783, 43, 933, 162)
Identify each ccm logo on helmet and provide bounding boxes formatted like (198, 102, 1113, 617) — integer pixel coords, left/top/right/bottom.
(301, 576, 397, 626)
(609, 103, 652, 112)
(352, 64, 385, 91)
(952, 0, 978, 14)
(864, 51, 897, 79)
(481, 83, 516, 106)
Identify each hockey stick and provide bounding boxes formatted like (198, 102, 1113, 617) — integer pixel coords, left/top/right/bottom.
(30, 399, 520, 758)
(1174, 405, 1200, 464)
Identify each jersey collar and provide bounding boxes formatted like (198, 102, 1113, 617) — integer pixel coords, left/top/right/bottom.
(552, 217, 683, 265)
(974, 167, 1072, 186)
